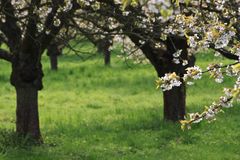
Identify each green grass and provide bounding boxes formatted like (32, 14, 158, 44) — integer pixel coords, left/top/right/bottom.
(0, 48, 239, 160)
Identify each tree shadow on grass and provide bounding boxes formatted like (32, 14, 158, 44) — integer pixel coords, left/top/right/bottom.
(0, 128, 60, 160)
(40, 112, 201, 160)
(45, 107, 201, 150)
(0, 129, 34, 153)
(0, 109, 202, 160)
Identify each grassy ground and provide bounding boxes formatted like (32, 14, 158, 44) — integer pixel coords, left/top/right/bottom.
(0, 48, 239, 160)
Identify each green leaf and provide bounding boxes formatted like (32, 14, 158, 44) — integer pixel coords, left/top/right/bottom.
(122, 0, 131, 10)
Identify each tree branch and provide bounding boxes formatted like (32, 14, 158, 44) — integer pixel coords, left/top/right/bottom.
(0, 49, 12, 62)
(215, 48, 239, 60)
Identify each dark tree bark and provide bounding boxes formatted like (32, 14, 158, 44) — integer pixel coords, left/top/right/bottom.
(128, 33, 195, 121)
(161, 36, 195, 121)
(11, 57, 43, 142)
(49, 54, 58, 70)
(82, 32, 112, 66)
(104, 49, 111, 65)
(10, 38, 44, 141)
(47, 42, 63, 70)
(160, 37, 187, 121)
(0, 48, 13, 62)
(16, 87, 41, 141)
(96, 38, 112, 66)
(163, 81, 186, 121)
(10, 53, 43, 141)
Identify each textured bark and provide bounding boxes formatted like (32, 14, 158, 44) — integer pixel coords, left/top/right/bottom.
(97, 38, 112, 66)
(104, 49, 111, 65)
(47, 42, 62, 71)
(0, 49, 12, 62)
(49, 54, 58, 70)
(10, 50, 43, 142)
(16, 87, 42, 141)
(161, 37, 192, 121)
(128, 33, 195, 121)
(163, 82, 186, 121)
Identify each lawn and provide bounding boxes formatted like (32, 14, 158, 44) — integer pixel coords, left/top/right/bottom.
(0, 48, 239, 160)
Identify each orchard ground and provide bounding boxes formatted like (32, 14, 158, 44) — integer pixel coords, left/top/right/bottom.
(0, 45, 239, 160)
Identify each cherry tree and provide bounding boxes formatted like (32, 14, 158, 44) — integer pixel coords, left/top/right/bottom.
(0, 0, 238, 143)
(123, 0, 240, 128)
(0, 0, 79, 141)
(70, 0, 240, 128)
(78, 0, 196, 121)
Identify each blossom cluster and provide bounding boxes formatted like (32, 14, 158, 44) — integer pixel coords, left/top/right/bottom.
(156, 72, 181, 91)
(183, 66, 202, 85)
(154, 62, 240, 128)
(156, 62, 240, 89)
(180, 81, 240, 130)
(207, 64, 224, 83)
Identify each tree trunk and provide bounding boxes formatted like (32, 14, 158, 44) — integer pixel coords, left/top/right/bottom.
(49, 54, 58, 70)
(161, 37, 190, 121)
(96, 38, 112, 66)
(127, 31, 194, 121)
(163, 82, 186, 121)
(10, 52, 43, 142)
(16, 86, 42, 142)
(47, 42, 62, 71)
(97, 44, 103, 54)
(104, 49, 111, 66)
